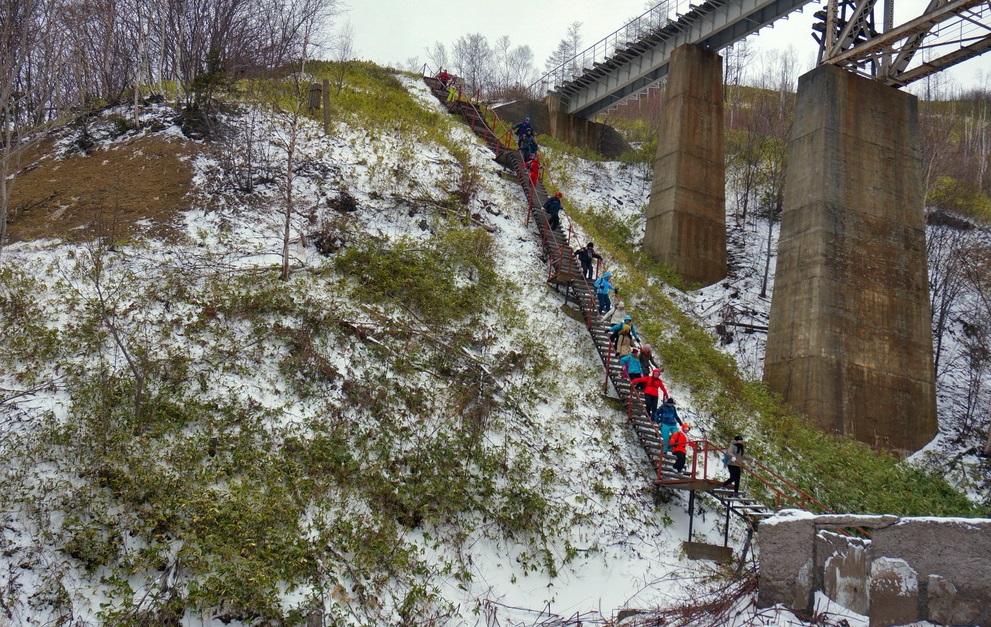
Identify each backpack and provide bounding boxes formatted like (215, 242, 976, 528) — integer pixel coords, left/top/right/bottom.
(610, 324, 630, 345)
(723, 444, 737, 466)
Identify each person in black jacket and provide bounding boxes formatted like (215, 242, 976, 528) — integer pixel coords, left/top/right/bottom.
(573, 242, 602, 280)
(520, 129, 538, 162)
(542, 192, 563, 231)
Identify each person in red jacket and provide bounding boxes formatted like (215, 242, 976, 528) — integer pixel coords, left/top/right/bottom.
(528, 155, 540, 189)
(669, 423, 693, 475)
(630, 368, 668, 419)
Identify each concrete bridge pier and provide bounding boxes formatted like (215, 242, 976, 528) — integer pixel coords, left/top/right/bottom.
(644, 44, 726, 285)
(764, 64, 937, 453)
(546, 93, 596, 150)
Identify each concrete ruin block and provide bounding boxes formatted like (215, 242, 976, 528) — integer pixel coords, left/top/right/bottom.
(757, 510, 815, 611)
(927, 574, 982, 626)
(818, 531, 869, 615)
(869, 557, 918, 627)
(815, 514, 898, 529)
(872, 517, 991, 626)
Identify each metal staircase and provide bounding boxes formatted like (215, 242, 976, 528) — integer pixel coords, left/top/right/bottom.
(422, 73, 846, 554)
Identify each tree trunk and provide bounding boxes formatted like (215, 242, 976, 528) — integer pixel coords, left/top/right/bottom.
(282, 137, 294, 281)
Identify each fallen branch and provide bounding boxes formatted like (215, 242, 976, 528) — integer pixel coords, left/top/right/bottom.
(410, 197, 497, 233)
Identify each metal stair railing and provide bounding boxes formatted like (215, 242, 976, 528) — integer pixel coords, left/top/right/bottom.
(664, 438, 871, 534)
(423, 74, 827, 539)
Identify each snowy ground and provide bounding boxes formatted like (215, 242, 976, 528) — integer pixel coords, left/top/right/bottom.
(0, 72, 984, 626)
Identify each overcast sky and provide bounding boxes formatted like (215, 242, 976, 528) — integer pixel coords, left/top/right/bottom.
(340, 0, 991, 93)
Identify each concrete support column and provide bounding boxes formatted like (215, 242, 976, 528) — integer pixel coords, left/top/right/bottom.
(644, 44, 726, 285)
(764, 64, 936, 453)
(545, 93, 594, 149)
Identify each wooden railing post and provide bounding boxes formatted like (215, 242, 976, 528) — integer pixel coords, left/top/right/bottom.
(322, 79, 330, 134)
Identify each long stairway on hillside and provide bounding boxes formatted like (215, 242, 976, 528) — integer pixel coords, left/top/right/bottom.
(423, 75, 818, 549)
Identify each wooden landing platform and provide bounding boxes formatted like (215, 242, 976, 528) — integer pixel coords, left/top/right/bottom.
(559, 303, 588, 324)
(548, 271, 582, 285)
(655, 477, 723, 491)
(684, 541, 733, 563)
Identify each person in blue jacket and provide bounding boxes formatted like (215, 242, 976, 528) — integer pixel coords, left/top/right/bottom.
(608, 314, 639, 343)
(513, 116, 534, 146)
(520, 129, 538, 162)
(594, 271, 616, 314)
(620, 346, 644, 383)
(655, 396, 682, 453)
(608, 314, 639, 357)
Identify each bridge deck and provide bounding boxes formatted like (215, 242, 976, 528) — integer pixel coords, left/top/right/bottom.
(543, 0, 813, 117)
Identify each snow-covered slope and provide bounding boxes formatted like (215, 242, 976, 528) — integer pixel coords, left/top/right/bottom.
(0, 75, 766, 626)
(0, 69, 982, 627)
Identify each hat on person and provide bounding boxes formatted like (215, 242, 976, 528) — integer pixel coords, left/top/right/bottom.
(624, 315, 632, 321)
(554, 192, 562, 198)
(525, 116, 530, 121)
(734, 435, 744, 441)
(666, 397, 675, 404)
(640, 343, 652, 354)
(682, 423, 690, 430)
(631, 346, 640, 353)
(652, 368, 661, 376)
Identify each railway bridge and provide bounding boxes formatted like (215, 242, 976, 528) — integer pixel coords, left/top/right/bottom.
(534, 0, 991, 452)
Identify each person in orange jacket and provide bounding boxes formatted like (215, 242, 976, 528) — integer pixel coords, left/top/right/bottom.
(669, 423, 693, 475)
(630, 368, 668, 419)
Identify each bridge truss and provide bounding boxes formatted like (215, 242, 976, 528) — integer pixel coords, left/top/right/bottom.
(816, 0, 991, 87)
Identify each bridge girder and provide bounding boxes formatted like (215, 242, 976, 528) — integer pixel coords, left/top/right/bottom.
(545, 0, 991, 119)
(550, 0, 812, 118)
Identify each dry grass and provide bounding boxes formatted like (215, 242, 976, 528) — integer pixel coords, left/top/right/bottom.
(5, 133, 202, 243)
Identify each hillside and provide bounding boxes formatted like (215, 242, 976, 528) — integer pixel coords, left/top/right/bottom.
(0, 62, 986, 626)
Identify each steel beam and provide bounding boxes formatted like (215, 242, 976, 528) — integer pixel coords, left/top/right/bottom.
(561, 0, 812, 118)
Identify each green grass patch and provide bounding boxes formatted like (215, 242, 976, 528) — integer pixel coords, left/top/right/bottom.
(927, 175, 991, 224)
(332, 227, 500, 324)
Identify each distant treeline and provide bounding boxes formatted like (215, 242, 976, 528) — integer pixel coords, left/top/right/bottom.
(0, 0, 338, 130)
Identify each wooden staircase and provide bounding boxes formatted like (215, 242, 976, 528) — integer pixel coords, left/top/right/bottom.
(422, 74, 828, 546)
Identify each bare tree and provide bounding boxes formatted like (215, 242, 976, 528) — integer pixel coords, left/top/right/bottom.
(927, 220, 970, 376)
(0, 0, 66, 251)
(507, 45, 535, 89)
(545, 21, 583, 77)
(958, 242, 991, 451)
(723, 41, 754, 128)
(732, 52, 794, 298)
(493, 35, 512, 95)
(451, 33, 492, 96)
(918, 89, 960, 198)
(333, 20, 355, 94)
(426, 41, 448, 72)
(265, 0, 338, 280)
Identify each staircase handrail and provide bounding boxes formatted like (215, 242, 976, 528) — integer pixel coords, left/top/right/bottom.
(686, 438, 837, 514)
